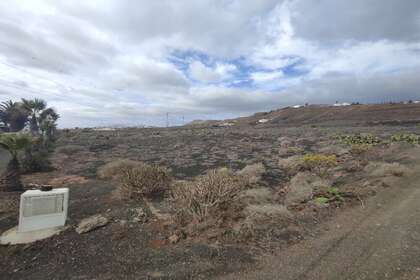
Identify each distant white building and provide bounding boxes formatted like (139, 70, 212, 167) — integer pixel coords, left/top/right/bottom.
(333, 102, 351, 107)
(292, 105, 304, 108)
(258, 119, 269, 123)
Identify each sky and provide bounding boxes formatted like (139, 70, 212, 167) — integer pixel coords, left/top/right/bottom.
(0, 0, 420, 127)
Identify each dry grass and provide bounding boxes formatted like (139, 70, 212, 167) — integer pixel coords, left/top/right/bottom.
(56, 145, 84, 156)
(97, 159, 139, 180)
(364, 162, 411, 177)
(172, 169, 244, 222)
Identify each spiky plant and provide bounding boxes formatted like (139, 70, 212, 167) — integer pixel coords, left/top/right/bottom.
(0, 133, 32, 192)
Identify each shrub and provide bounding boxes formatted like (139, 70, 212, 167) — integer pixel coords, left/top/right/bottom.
(56, 145, 84, 156)
(337, 133, 381, 146)
(302, 154, 337, 177)
(237, 163, 266, 186)
(97, 159, 139, 179)
(350, 144, 373, 156)
(119, 163, 171, 199)
(314, 196, 329, 205)
(390, 133, 420, 145)
(364, 162, 411, 177)
(172, 169, 244, 222)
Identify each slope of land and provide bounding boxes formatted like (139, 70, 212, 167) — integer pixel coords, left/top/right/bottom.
(189, 103, 420, 127)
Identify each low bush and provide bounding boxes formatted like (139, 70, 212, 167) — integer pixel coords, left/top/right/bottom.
(21, 139, 53, 173)
(56, 145, 84, 156)
(302, 154, 337, 177)
(349, 144, 373, 156)
(390, 133, 420, 145)
(119, 163, 171, 199)
(237, 163, 266, 186)
(337, 133, 381, 146)
(97, 159, 139, 179)
(172, 169, 244, 222)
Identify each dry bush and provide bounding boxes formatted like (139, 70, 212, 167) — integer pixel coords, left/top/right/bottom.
(364, 162, 411, 177)
(240, 188, 272, 204)
(172, 169, 244, 222)
(56, 145, 84, 156)
(350, 144, 373, 156)
(302, 154, 337, 178)
(278, 155, 302, 176)
(237, 163, 266, 186)
(97, 159, 139, 179)
(119, 163, 172, 199)
(234, 204, 292, 240)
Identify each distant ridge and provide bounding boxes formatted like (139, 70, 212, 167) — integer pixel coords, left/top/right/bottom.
(187, 103, 420, 127)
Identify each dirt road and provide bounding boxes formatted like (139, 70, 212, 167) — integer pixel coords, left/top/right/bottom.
(221, 164, 420, 280)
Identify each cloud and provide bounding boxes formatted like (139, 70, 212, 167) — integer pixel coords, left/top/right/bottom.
(291, 0, 420, 43)
(189, 61, 237, 83)
(0, 0, 419, 127)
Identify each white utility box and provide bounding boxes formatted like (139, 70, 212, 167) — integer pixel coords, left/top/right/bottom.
(18, 188, 69, 232)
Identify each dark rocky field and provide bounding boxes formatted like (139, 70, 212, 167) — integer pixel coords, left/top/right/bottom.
(1, 104, 420, 279)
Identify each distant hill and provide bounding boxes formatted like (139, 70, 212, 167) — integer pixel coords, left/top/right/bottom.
(187, 103, 420, 127)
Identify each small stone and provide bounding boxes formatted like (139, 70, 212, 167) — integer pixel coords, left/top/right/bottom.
(169, 234, 180, 244)
(76, 214, 109, 234)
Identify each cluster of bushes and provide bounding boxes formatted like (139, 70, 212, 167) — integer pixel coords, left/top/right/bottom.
(390, 133, 420, 145)
(98, 159, 267, 238)
(336, 133, 382, 146)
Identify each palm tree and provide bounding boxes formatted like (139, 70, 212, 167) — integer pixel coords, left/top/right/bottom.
(0, 100, 29, 132)
(39, 108, 60, 145)
(22, 98, 46, 136)
(0, 133, 32, 192)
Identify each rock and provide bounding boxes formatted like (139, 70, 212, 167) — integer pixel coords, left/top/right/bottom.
(285, 172, 314, 206)
(169, 234, 180, 244)
(132, 208, 147, 223)
(76, 214, 109, 234)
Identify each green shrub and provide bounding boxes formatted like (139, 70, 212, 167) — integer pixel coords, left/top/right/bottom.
(172, 169, 244, 222)
(302, 154, 337, 177)
(337, 133, 381, 146)
(21, 144, 53, 173)
(314, 196, 329, 204)
(390, 133, 420, 145)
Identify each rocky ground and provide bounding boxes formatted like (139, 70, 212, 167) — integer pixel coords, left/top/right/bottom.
(1, 119, 420, 279)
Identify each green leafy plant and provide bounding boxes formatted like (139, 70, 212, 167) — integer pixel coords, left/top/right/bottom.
(314, 196, 329, 204)
(0, 133, 32, 192)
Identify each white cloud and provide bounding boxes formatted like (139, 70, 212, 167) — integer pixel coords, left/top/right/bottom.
(189, 61, 236, 83)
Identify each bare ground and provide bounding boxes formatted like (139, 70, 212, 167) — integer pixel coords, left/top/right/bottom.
(220, 161, 420, 280)
(1, 121, 420, 279)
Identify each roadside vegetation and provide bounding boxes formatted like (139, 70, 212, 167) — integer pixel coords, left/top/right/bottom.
(0, 98, 59, 193)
